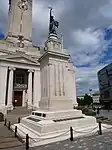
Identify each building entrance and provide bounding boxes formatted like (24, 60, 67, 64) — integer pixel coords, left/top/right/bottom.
(14, 91, 23, 106)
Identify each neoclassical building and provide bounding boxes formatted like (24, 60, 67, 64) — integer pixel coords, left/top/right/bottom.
(0, 0, 77, 114)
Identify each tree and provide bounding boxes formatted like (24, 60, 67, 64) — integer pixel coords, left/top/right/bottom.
(77, 98, 84, 106)
(83, 94, 93, 106)
(77, 97, 80, 105)
(77, 94, 93, 106)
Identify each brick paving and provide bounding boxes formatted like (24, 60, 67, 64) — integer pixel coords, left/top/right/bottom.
(35, 132, 112, 150)
(1, 132, 112, 150)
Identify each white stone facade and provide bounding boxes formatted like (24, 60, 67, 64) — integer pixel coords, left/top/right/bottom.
(0, 0, 78, 114)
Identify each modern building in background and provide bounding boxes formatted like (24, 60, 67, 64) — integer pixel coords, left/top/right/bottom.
(98, 63, 112, 108)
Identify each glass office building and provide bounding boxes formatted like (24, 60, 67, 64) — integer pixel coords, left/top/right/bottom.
(98, 63, 112, 108)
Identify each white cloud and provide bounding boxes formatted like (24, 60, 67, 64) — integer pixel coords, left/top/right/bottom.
(33, 1, 49, 32)
(0, 1, 8, 14)
(99, 0, 112, 18)
(32, 0, 65, 44)
(74, 28, 101, 46)
(69, 28, 111, 95)
(70, 28, 109, 66)
(75, 63, 108, 95)
(33, 0, 65, 31)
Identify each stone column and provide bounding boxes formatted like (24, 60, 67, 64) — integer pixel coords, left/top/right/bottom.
(0, 66, 8, 106)
(33, 70, 41, 108)
(7, 67, 16, 110)
(22, 90, 25, 107)
(28, 70, 33, 109)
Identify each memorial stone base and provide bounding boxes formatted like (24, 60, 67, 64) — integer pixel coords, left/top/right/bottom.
(11, 109, 97, 146)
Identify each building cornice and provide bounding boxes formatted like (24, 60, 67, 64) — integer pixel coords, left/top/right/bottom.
(0, 58, 40, 66)
(39, 50, 69, 62)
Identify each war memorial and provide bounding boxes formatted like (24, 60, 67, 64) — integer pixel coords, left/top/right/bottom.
(0, 0, 111, 148)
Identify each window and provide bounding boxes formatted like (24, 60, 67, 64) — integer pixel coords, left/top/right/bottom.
(15, 74, 25, 84)
(104, 91, 110, 98)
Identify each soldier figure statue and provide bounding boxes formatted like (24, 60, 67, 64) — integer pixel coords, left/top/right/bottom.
(49, 8, 59, 35)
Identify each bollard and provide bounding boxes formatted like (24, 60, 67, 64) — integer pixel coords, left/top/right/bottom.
(98, 122, 102, 135)
(26, 134, 29, 150)
(15, 126, 17, 137)
(8, 121, 11, 130)
(18, 117, 20, 123)
(4, 118, 7, 126)
(70, 127, 73, 141)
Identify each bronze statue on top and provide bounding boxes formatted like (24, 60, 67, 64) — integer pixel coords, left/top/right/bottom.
(49, 7, 59, 35)
(9, 0, 11, 10)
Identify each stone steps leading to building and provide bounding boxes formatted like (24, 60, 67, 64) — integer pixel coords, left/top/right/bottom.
(6, 107, 32, 124)
(8, 107, 32, 115)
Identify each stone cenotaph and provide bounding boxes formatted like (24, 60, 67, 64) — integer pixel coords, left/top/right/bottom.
(11, 7, 97, 146)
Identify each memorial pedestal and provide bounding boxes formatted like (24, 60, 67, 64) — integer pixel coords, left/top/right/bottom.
(11, 109, 97, 147)
(11, 34, 97, 146)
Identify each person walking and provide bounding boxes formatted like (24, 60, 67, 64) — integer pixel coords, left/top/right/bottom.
(97, 107, 100, 116)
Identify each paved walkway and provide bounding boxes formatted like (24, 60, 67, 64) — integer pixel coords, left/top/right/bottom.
(0, 122, 23, 149)
(35, 132, 112, 150)
(6, 107, 32, 124)
(99, 110, 112, 120)
(0, 107, 32, 149)
(1, 131, 112, 150)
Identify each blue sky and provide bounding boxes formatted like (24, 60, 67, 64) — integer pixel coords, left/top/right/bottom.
(0, 0, 112, 95)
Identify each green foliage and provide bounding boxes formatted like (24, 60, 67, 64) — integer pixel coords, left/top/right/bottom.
(77, 94, 93, 106)
(76, 106, 89, 114)
(77, 98, 84, 106)
(75, 106, 96, 116)
(84, 94, 93, 105)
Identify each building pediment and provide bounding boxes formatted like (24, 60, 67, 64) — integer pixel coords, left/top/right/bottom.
(0, 52, 39, 65)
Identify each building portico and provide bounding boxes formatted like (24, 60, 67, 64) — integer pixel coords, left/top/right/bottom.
(0, 55, 41, 112)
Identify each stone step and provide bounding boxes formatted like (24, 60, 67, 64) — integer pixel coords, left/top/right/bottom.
(7, 107, 32, 115)
(11, 123, 39, 144)
(6, 107, 32, 124)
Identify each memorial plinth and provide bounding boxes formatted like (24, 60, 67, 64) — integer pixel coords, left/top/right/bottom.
(11, 34, 97, 146)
